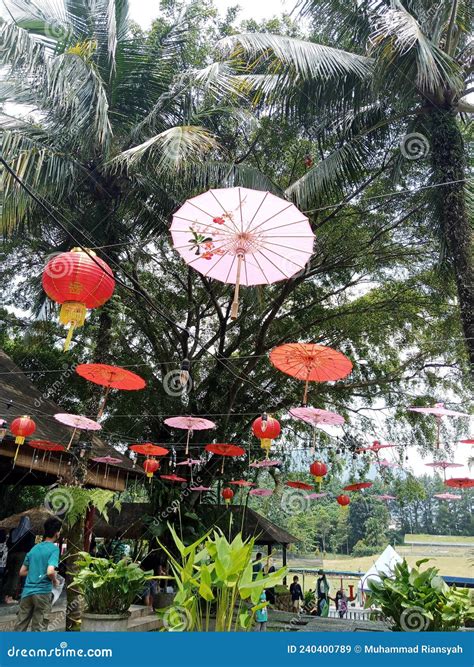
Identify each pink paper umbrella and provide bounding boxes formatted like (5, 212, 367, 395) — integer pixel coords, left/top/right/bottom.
(408, 403, 469, 449)
(164, 416, 216, 456)
(357, 440, 396, 454)
(249, 488, 273, 497)
(290, 406, 344, 451)
(171, 187, 315, 319)
(377, 459, 399, 469)
(54, 413, 101, 450)
(91, 456, 122, 465)
(250, 459, 282, 469)
(190, 485, 212, 492)
(375, 494, 396, 501)
(176, 458, 201, 484)
(434, 493, 462, 501)
(425, 461, 464, 481)
(307, 493, 327, 500)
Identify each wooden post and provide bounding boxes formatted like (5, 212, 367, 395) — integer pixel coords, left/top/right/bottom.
(83, 504, 95, 552)
(282, 543, 287, 585)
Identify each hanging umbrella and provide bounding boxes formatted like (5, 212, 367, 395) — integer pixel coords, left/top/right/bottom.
(228, 480, 256, 487)
(170, 187, 315, 319)
(176, 458, 201, 466)
(425, 461, 464, 481)
(164, 416, 216, 456)
(459, 439, 474, 444)
(407, 403, 469, 449)
(190, 485, 212, 492)
(445, 478, 474, 489)
(357, 440, 397, 453)
(249, 488, 273, 497)
(28, 440, 65, 452)
(344, 482, 373, 491)
(434, 493, 462, 501)
(374, 494, 396, 501)
(161, 474, 187, 483)
(91, 456, 122, 465)
(54, 413, 101, 450)
(250, 459, 282, 468)
(307, 492, 327, 500)
(377, 459, 399, 469)
(290, 406, 345, 426)
(270, 343, 352, 404)
(76, 364, 146, 419)
(129, 443, 169, 457)
(205, 443, 245, 473)
(285, 480, 313, 491)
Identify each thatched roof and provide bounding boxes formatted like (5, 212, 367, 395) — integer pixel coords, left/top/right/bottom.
(0, 508, 54, 533)
(93, 502, 298, 545)
(0, 349, 140, 489)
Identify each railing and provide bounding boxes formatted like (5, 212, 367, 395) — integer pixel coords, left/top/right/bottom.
(327, 608, 383, 621)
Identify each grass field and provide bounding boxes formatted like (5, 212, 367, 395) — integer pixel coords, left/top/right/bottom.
(405, 534, 474, 544)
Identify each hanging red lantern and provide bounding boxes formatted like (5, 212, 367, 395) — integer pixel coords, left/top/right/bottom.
(42, 248, 115, 350)
(222, 487, 234, 506)
(143, 458, 160, 480)
(309, 461, 328, 488)
(10, 416, 36, 463)
(337, 494, 350, 510)
(252, 414, 281, 458)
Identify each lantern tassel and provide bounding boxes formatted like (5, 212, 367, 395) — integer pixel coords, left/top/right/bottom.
(64, 324, 75, 351)
(13, 444, 20, 464)
(230, 253, 244, 320)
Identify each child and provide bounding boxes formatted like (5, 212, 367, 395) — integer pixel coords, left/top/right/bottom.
(254, 591, 268, 631)
(335, 588, 348, 618)
(289, 575, 304, 613)
(14, 517, 62, 632)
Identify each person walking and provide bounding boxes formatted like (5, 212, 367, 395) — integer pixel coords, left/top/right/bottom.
(3, 517, 35, 604)
(14, 517, 62, 632)
(289, 575, 304, 614)
(264, 558, 276, 605)
(316, 569, 330, 617)
(334, 588, 348, 619)
(254, 591, 268, 631)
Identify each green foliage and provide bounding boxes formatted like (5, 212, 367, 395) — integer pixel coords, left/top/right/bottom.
(158, 524, 286, 631)
(352, 540, 382, 558)
(366, 558, 474, 631)
(60, 487, 120, 528)
(71, 552, 153, 615)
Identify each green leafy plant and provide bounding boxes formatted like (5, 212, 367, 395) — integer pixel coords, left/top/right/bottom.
(70, 553, 153, 616)
(365, 558, 474, 631)
(159, 525, 286, 631)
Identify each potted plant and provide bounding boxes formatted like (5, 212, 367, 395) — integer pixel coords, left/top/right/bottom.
(71, 552, 153, 632)
(365, 558, 474, 631)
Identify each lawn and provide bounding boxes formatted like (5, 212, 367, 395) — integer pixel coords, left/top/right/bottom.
(405, 534, 474, 544)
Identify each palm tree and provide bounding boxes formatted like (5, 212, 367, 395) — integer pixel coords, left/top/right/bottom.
(213, 0, 474, 364)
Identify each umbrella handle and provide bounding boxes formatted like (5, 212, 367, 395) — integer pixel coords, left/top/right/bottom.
(67, 428, 77, 451)
(231, 253, 244, 320)
(186, 430, 191, 456)
(97, 386, 111, 420)
(303, 379, 309, 406)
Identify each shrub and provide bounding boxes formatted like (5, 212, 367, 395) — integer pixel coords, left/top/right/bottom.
(352, 540, 381, 557)
(365, 558, 474, 631)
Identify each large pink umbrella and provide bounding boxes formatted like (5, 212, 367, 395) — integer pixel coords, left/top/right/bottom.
(434, 492, 462, 501)
(425, 461, 464, 480)
(250, 459, 282, 468)
(249, 488, 273, 497)
(54, 413, 101, 450)
(170, 187, 315, 319)
(164, 416, 216, 456)
(408, 403, 469, 448)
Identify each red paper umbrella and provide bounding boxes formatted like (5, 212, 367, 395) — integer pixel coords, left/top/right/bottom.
(344, 482, 373, 492)
(161, 474, 187, 483)
(29, 440, 65, 452)
(249, 488, 273, 497)
(434, 493, 462, 501)
(270, 343, 352, 404)
(42, 248, 115, 350)
(460, 439, 474, 444)
(129, 443, 169, 457)
(286, 480, 313, 491)
(228, 480, 256, 487)
(205, 443, 245, 473)
(445, 478, 474, 489)
(76, 364, 146, 419)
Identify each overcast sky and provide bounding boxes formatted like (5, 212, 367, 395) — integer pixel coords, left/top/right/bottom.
(128, 0, 290, 27)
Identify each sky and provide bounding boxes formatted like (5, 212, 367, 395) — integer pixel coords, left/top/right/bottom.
(128, 0, 290, 27)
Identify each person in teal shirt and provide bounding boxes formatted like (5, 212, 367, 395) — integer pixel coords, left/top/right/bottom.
(15, 517, 62, 632)
(254, 591, 268, 631)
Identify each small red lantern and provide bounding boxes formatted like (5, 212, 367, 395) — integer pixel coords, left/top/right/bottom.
(42, 248, 115, 350)
(252, 414, 281, 458)
(337, 494, 350, 510)
(10, 416, 36, 462)
(222, 487, 234, 506)
(309, 461, 327, 486)
(143, 458, 160, 480)
(304, 155, 314, 168)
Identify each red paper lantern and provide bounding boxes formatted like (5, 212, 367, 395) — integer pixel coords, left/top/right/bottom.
(222, 487, 234, 505)
(143, 458, 160, 479)
(10, 416, 36, 463)
(252, 414, 281, 458)
(309, 461, 328, 486)
(42, 248, 115, 350)
(337, 494, 350, 508)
